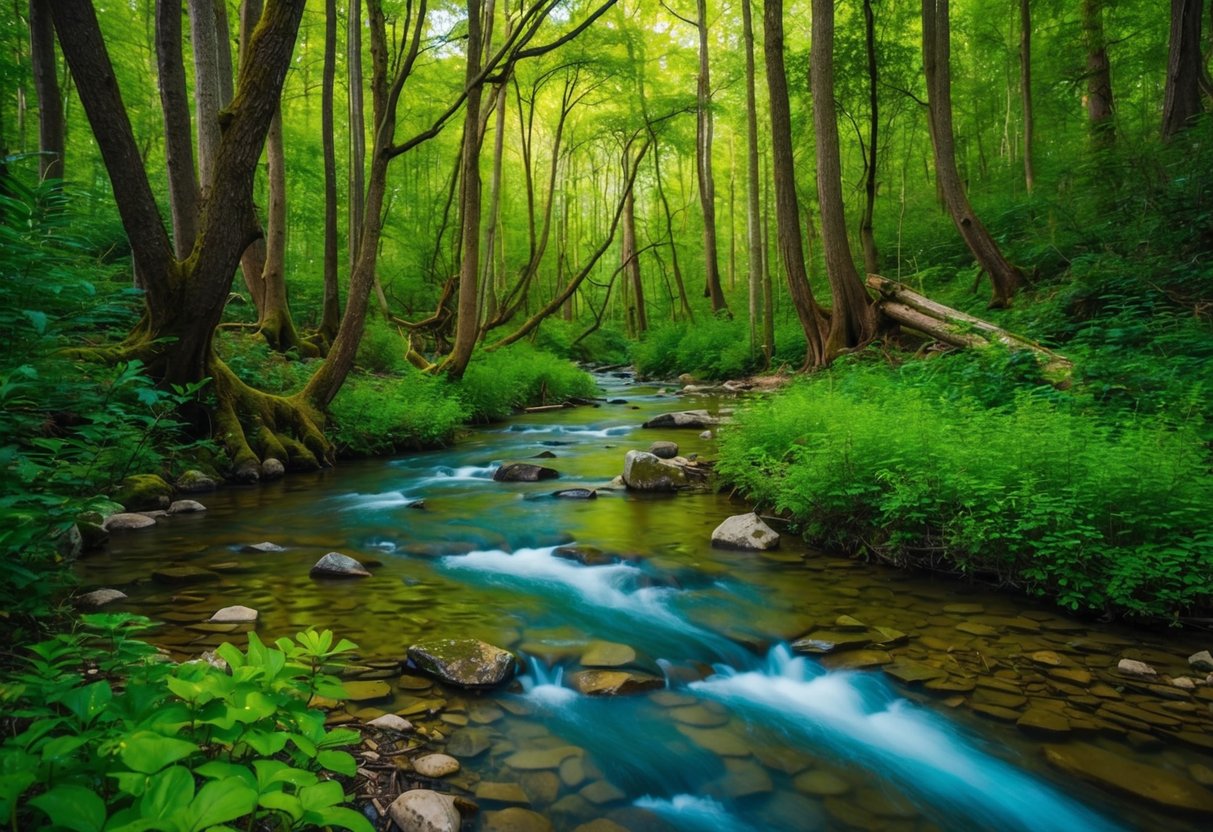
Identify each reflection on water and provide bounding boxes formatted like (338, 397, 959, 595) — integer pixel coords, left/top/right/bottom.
(79, 372, 1213, 831)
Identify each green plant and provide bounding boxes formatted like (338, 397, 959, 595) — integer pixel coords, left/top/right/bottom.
(457, 343, 599, 422)
(329, 369, 469, 456)
(0, 614, 372, 832)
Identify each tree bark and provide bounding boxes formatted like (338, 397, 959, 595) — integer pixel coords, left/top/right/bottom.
(28, 0, 64, 181)
(1081, 0, 1115, 147)
(764, 0, 825, 367)
(257, 107, 302, 352)
(812, 0, 876, 356)
(622, 153, 646, 333)
(922, 0, 1023, 308)
(695, 0, 729, 315)
(1019, 0, 1034, 192)
(443, 0, 487, 380)
(188, 0, 222, 198)
(860, 0, 880, 272)
(348, 0, 367, 267)
(156, 0, 199, 257)
(320, 0, 340, 342)
(1163, 0, 1205, 141)
(742, 0, 762, 355)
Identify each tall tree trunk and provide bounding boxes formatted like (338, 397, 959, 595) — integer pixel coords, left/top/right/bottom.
(761, 158, 774, 366)
(622, 153, 646, 333)
(188, 0, 221, 198)
(860, 0, 880, 272)
(480, 79, 508, 332)
(348, 0, 367, 267)
(214, 0, 235, 106)
(652, 138, 694, 321)
(1019, 0, 1035, 192)
(763, 0, 825, 367)
(742, 0, 763, 355)
(1163, 0, 1205, 140)
(236, 0, 268, 314)
(257, 108, 301, 352)
(156, 0, 198, 257)
(1081, 0, 1115, 147)
(320, 0, 340, 342)
(923, 0, 1023, 308)
(812, 0, 876, 356)
(695, 0, 729, 315)
(28, 0, 64, 181)
(444, 0, 486, 380)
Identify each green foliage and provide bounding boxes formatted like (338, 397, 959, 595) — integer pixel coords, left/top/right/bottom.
(329, 369, 469, 456)
(532, 319, 630, 366)
(0, 615, 371, 832)
(631, 316, 807, 380)
(457, 343, 599, 422)
(354, 319, 410, 375)
(214, 333, 315, 396)
(717, 364, 1213, 620)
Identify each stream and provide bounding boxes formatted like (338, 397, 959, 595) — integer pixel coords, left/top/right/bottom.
(78, 370, 1213, 831)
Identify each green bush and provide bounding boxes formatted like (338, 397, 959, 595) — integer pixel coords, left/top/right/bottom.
(532, 318, 631, 366)
(329, 369, 468, 456)
(355, 318, 410, 375)
(457, 343, 599, 422)
(0, 615, 370, 832)
(717, 368, 1213, 620)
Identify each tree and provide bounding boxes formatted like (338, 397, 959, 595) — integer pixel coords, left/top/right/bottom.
(27, 0, 63, 181)
(155, 0, 198, 257)
(1163, 0, 1206, 140)
(693, 0, 728, 315)
(320, 0, 341, 343)
(1082, 0, 1115, 147)
(741, 0, 763, 354)
(763, 0, 825, 367)
(859, 0, 880, 271)
(1020, 0, 1034, 192)
(811, 0, 876, 355)
(922, 0, 1023, 308)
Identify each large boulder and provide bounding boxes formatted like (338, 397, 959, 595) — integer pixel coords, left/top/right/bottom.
(494, 463, 560, 482)
(642, 410, 717, 429)
(408, 638, 516, 688)
(710, 513, 780, 551)
(310, 552, 371, 578)
(388, 790, 461, 832)
(622, 451, 687, 492)
(176, 469, 219, 493)
(112, 474, 173, 510)
(648, 441, 679, 459)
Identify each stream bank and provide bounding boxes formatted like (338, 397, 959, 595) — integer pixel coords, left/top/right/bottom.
(77, 369, 1213, 831)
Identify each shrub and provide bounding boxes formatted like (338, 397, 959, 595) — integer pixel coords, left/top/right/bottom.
(0, 615, 371, 832)
(457, 343, 599, 422)
(717, 368, 1213, 620)
(329, 369, 468, 456)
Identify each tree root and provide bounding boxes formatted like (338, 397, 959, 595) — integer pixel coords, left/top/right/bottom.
(209, 357, 333, 483)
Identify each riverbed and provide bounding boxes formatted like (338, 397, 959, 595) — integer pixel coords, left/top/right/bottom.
(78, 370, 1213, 831)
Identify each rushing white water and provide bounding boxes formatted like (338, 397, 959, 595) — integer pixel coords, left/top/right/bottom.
(691, 646, 1122, 832)
(336, 490, 421, 511)
(505, 423, 634, 438)
(633, 794, 752, 831)
(415, 463, 499, 485)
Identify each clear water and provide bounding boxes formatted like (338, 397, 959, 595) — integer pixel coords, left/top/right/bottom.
(79, 371, 1213, 831)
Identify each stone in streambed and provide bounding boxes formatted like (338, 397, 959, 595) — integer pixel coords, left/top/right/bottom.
(579, 641, 637, 668)
(367, 713, 413, 733)
(167, 499, 206, 514)
(104, 513, 157, 531)
(408, 638, 516, 688)
(621, 450, 687, 491)
(482, 808, 553, 832)
(1017, 708, 1071, 735)
(447, 728, 493, 758)
(1189, 650, 1213, 672)
(112, 474, 172, 510)
(1044, 743, 1213, 815)
(152, 566, 215, 584)
(648, 440, 679, 459)
(1117, 658, 1157, 678)
(388, 789, 461, 832)
(504, 747, 582, 771)
(177, 469, 219, 493)
(710, 513, 780, 551)
(414, 754, 460, 778)
(242, 541, 286, 553)
(310, 552, 371, 578)
(475, 783, 531, 805)
(794, 770, 851, 797)
(76, 588, 127, 608)
(552, 488, 597, 499)
(882, 660, 948, 685)
(494, 463, 560, 482)
(567, 669, 663, 696)
(642, 410, 717, 429)
(208, 605, 257, 623)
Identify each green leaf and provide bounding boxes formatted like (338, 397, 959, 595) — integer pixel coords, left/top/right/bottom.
(59, 680, 113, 726)
(194, 761, 256, 789)
(303, 805, 375, 832)
(298, 780, 344, 812)
(119, 730, 198, 774)
(316, 750, 356, 776)
(138, 766, 194, 821)
(23, 309, 48, 334)
(257, 791, 303, 823)
(186, 778, 257, 831)
(29, 785, 106, 832)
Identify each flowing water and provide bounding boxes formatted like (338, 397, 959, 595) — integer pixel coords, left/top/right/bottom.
(78, 371, 1213, 831)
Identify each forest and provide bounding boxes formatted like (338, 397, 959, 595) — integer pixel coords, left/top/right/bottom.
(2, 0, 1213, 831)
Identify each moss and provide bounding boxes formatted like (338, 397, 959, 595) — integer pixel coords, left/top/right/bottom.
(111, 474, 173, 510)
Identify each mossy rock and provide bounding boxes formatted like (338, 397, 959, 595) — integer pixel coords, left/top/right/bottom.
(112, 474, 173, 510)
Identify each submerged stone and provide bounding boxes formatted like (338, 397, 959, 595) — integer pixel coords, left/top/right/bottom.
(710, 513, 780, 551)
(579, 641, 637, 668)
(408, 638, 516, 688)
(482, 808, 553, 832)
(476, 783, 531, 805)
(493, 463, 560, 482)
(310, 552, 371, 578)
(1044, 743, 1213, 815)
(567, 669, 663, 696)
(1117, 658, 1157, 678)
(208, 605, 257, 623)
(104, 513, 157, 531)
(413, 754, 460, 778)
(882, 660, 948, 685)
(504, 747, 582, 771)
(76, 588, 127, 608)
(388, 789, 460, 832)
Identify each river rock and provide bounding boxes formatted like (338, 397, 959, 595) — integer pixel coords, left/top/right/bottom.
(648, 440, 679, 459)
(113, 474, 172, 510)
(567, 669, 663, 696)
(552, 545, 619, 566)
(76, 588, 127, 608)
(494, 463, 560, 482)
(310, 552, 371, 578)
(476, 783, 531, 805)
(261, 458, 285, 480)
(388, 789, 461, 832)
(622, 450, 688, 491)
(642, 410, 717, 429)
(151, 566, 214, 584)
(408, 639, 516, 688)
(532, 450, 558, 459)
(1189, 650, 1213, 672)
(103, 513, 156, 531)
(242, 541, 285, 553)
(1016, 708, 1071, 735)
(414, 754, 460, 778)
(1118, 658, 1157, 678)
(447, 727, 493, 758)
(699, 430, 713, 439)
(482, 808, 553, 832)
(167, 499, 206, 515)
(77, 519, 109, 550)
(367, 713, 413, 732)
(208, 605, 257, 623)
(794, 770, 851, 797)
(1044, 743, 1213, 815)
(505, 747, 582, 771)
(552, 488, 596, 500)
(882, 659, 949, 685)
(342, 680, 392, 702)
(177, 469, 218, 493)
(579, 641, 637, 668)
(710, 513, 780, 551)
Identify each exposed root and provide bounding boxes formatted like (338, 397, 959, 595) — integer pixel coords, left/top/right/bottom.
(209, 356, 333, 483)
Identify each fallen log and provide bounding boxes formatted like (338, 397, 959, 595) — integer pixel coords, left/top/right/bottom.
(867, 274, 1072, 383)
